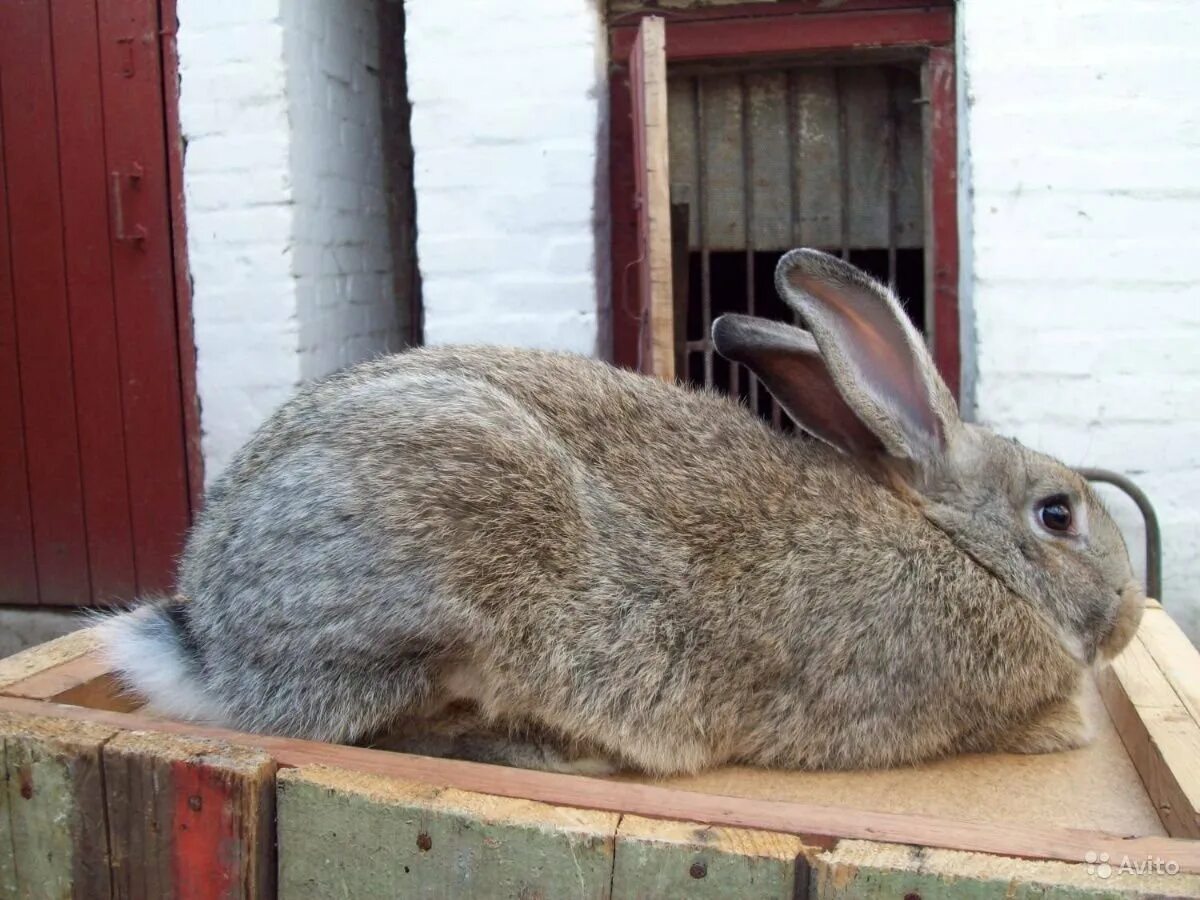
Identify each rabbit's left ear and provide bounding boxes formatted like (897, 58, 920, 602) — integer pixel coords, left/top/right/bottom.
(711, 314, 885, 459)
(774, 249, 961, 465)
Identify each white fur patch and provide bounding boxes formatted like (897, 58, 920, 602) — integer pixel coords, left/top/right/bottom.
(94, 608, 228, 726)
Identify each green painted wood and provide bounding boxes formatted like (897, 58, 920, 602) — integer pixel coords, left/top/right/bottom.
(813, 840, 1200, 900)
(277, 767, 619, 899)
(0, 713, 114, 899)
(612, 815, 808, 899)
(0, 737, 17, 898)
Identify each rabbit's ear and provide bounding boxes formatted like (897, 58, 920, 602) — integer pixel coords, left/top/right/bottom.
(712, 314, 885, 458)
(774, 249, 960, 464)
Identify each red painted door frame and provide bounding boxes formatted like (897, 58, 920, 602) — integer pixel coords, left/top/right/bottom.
(609, 1, 961, 398)
(0, 0, 200, 607)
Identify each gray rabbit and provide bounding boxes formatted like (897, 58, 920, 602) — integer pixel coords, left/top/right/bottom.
(100, 249, 1145, 775)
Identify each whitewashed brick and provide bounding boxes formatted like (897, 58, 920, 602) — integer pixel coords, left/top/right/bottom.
(179, 0, 402, 479)
(406, 0, 606, 355)
(963, 0, 1200, 635)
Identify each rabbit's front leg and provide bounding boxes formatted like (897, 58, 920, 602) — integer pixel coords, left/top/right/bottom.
(1000, 694, 1094, 755)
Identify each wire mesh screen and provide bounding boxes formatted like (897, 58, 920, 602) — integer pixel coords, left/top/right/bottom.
(666, 62, 927, 425)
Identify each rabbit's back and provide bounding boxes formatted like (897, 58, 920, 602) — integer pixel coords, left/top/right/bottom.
(174, 347, 832, 744)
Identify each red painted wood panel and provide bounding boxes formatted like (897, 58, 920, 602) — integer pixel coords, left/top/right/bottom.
(609, 71, 641, 369)
(50, 0, 139, 603)
(97, 0, 190, 596)
(160, 0, 205, 514)
(0, 75, 40, 606)
(0, 0, 92, 605)
(0, 0, 192, 606)
(925, 46, 960, 399)
(611, 8, 954, 62)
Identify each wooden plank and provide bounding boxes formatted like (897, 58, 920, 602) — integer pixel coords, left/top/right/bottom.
(608, 0, 955, 18)
(1, 653, 129, 711)
(0, 0, 92, 606)
(0, 629, 99, 692)
(0, 711, 117, 899)
(159, 0, 205, 514)
(0, 61, 39, 608)
(1, 695, 1197, 873)
(814, 838, 1200, 898)
(667, 76, 700, 248)
(746, 71, 790, 250)
(629, 16, 676, 380)
(613, 814, 811, 898)
(893, 66, 924, 251)
(699, 73, 746, 251)
(610, 70, 642, 369)
(103, 730, 276, 899)
(277, 766, 618, 899)
(793, 68, 843, 249)
(96, 0, 191, 597)
(50, 0, 140, 606)
(1098, 633, 1200, 839)
(923, 45, 961, 398)
(611, 9, 955, 62)
(1137, 605, 1200, 727)
(841, 66, 891, 249)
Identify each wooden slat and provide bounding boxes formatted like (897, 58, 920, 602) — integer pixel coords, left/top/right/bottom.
(793, 68, 842, 249)
(746, 71, 790, 250)
(0, 712, 117, 899)
(103, 730, 276, 899)
(0, 63, 39, 607)
(50, 0, 139, 605)
(893, 67, 925, 251)
(699, 74, 746, 250)
(923, 45, 961, 398)
(0, 694, 1197, 873)
(0, 629, 100, 692)
(1099, 632, 1200, 839)
(1138, 604, 1200, 726)
(667, 77, 699, 247)
(278, 767, 619, 898)
(841, 66, 891, 249)
(0, 0, 91, 606)
(629, 16, 676, 380)
(96, 0, 191, 596)
(613, 814, 810, 898)
(160, 0, 205, 513)
(611, 8, 955, 62)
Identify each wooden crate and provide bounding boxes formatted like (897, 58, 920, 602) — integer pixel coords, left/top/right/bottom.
(1, 601, 1198, 898)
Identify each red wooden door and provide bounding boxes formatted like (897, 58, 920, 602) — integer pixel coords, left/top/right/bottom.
(0, 0, 192, 607)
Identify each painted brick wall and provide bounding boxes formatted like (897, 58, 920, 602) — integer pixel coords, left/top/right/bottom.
(178, 0, 404, 479)
(284, 0, 404, 381)
(404, 0, 608, 354)
(177, 0, 298, 482)
(960, 0, 1200, 637)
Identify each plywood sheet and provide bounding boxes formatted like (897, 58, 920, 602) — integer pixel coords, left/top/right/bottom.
(641, 677, 1166, 836)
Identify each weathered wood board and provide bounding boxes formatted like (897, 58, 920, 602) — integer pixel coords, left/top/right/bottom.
(0, 603, 1198, 898)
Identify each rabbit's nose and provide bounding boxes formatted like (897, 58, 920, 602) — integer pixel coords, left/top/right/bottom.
(1098, 582, 1146, 662)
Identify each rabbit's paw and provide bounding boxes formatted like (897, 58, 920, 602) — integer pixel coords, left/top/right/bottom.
(1002, 697, 1094, 755)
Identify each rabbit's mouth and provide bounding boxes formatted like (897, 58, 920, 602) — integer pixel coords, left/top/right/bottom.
(1097, 582, 1147, 662)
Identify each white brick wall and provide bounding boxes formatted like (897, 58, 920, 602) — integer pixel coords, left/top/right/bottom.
(178, 2, 297, 481)
(284, 0, 403, 380)
(178, 0, 402, 479)
(960, 0, 1200, 637)
(404, 0, 608, 354)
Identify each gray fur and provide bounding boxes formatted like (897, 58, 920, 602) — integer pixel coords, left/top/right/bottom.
(102, 250, 1144, 775)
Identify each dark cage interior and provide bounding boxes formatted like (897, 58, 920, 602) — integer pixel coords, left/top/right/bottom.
(667, 61, 928, 426)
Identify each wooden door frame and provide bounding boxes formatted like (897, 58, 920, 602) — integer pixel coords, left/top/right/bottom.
(608, 0, 961, 399)
(158, 0, 203, 512)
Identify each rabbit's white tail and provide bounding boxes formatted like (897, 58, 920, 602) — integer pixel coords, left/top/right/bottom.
(95, 603, 225, 725)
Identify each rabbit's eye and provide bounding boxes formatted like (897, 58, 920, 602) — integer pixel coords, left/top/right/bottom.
(1038, 496, 1073, 533)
